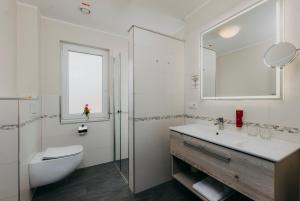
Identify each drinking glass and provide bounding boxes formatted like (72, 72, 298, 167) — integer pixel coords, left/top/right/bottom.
(260, 127, 272, 139)
(247, 124, 259, 136)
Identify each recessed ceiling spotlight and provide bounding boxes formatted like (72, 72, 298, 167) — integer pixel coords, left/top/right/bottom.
(80, 2, 91, 15)
(218, 25, 240, 38)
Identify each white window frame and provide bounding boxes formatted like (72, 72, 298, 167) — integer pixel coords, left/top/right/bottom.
(61, 42, 110, 124)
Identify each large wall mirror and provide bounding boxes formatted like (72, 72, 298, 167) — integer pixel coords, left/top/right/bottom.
(200, 0, 282, 100)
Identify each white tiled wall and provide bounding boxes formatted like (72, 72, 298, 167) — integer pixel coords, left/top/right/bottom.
(182, 2, 300, 200)
(183, 0, 300, 135)
(39, 17, 129, 169)
(42, 95, 114, 168)
(0, 129, 18, 165)
(19, 99, 42, 201)
(182, 1, 300, 200)
(129, 27, 185, 193)
(0, 163, 19, 200)
(0, 100, 19, 201)
(0, 99, 42, 201)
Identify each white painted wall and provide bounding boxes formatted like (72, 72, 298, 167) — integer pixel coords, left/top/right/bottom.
(183, 0, 300, 138)
(0, 1, 40, 97)
(0, 0, 17, 96)
(40, 17, 128, 168)
(17, 2, 40, 97)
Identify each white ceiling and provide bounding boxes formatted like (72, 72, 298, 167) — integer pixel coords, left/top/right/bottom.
(19, 0, 208, 36)
(203, 0, 277, 55)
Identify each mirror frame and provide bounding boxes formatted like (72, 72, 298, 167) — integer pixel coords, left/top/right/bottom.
(200, 0, 284, 100)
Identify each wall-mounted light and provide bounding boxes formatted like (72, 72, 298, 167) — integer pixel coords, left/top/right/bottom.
(192, 75, 200, 89)
(218, 25, 240, 38)
(80, 1, 91, 15)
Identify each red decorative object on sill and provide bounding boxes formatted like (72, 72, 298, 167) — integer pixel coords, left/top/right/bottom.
(236, 110, 243, 128)
(83, 104, 90, 120)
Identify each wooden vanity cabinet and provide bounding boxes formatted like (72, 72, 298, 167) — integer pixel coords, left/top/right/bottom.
(170, 131, 299, 201)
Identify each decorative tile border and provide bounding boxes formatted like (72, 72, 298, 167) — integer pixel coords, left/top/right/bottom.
(0, 116, 43, 131)
(2, 112, 298, 134)
(134, 114, 185, 122)
(0, 114, 50, 131)
(185, 114, 300, 134)
(20, 116, 43, 128)
(0, 124, 18, 131)
(132, 113, 300, 134)
(42, 114, 59, 119)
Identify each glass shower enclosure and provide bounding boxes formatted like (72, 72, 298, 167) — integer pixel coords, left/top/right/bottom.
(113, 53, 129, 182)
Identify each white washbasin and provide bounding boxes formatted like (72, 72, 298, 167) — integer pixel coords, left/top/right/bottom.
(171, 124, 247, 146)
(170, 124, 300, 162)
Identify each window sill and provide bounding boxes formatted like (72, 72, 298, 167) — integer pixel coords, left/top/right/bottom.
(60, 117, 110, 125)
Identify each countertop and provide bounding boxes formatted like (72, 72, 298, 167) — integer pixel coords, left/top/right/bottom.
(169, 124, 300, 162)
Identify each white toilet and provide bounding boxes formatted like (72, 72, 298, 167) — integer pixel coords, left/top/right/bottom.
(29, 145, 83, 188)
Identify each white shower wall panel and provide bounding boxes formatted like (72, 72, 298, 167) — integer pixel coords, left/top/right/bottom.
(129, 27, 184, 193)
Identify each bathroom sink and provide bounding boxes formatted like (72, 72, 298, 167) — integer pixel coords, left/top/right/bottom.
(169, 124, 300, 162)
(171, 124, 247, 147)
(215, 130, 249, 146)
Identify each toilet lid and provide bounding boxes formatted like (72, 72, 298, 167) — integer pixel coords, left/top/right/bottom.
(42, 145, 83, 160)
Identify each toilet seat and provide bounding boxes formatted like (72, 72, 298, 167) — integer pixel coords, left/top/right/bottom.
(42, 145, 83, 160)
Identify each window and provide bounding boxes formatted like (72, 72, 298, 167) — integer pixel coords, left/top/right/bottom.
(61, 42, 109, 123)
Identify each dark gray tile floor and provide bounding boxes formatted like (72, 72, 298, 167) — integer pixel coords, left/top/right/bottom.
(32, 162, 252, 201)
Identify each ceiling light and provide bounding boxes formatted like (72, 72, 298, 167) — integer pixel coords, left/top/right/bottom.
(218, 25, 240, 38)
(80, 2, 91, 15)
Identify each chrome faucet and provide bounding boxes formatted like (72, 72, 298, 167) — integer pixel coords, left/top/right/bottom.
(214, 117, 224, 130)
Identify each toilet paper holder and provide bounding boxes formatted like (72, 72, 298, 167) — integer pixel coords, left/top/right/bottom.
(78, 124, 88, 136)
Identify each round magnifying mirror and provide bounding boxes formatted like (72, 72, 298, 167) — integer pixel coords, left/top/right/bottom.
(264, 42, 298, 68)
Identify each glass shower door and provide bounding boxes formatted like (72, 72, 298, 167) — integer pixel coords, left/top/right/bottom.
(113, 53, 129, 182)
(114, 54, 122, 171)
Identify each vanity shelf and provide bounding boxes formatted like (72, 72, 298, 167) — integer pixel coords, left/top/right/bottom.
(172, 156, 209, 201)
(173, 172, 209, 201)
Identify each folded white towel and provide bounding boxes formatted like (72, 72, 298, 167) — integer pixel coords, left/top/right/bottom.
(192, 177, 233, 201)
